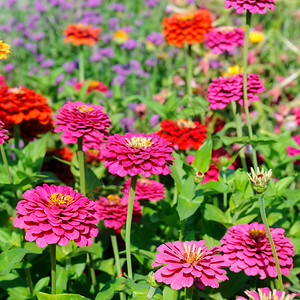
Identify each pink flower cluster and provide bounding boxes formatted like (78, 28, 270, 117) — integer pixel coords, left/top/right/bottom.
(102, 133, 174, 177)
(205, 26, 244, 54)
(207, 73, 265, 110)
(14, 184, 99, 248)
(95, 194, 141, 233)
(0, 120, 8, 144)
(224, 0, 275, 14)
(54, 101, 111, 150)
(122, 178, 165, 202)
(152, 240, 228, 290)
(287, 135, 300, 165)
(220, 223, 294, 279)
(237, 287, 299, 300)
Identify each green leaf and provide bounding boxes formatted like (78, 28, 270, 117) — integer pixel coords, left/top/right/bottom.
(169, 152, 186, 192)
(163, 286, 178, 300)
(0, 248, 28, 275)
(34, 277, 50, 292)
(203, 204, 232, 227)
(36, 292, 91, 300)
(95, 278, 127, 300)
(275, 177, 295, 196)
(235, 214, 258, 225)
(192, 138, 212, 173)
(202, 181, 229, 194)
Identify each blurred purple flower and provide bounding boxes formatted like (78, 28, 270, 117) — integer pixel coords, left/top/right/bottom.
(36, 54, 45, 63)
(145, 0, 158, 7)
(12, 37, 23, 46)
(84, 0, 102, 7)
(136, 20, 143, 26)
(25, 43, 38, 54)
(109, 3, 126, 11)
(28, 67, 40, 76)
(145, 57, 156, 67)
(121, 117, 136, 132)
(136, 69, 150, 78)
(149, 114, 160, 127)
(4, 64, 15, 72)
(16, 23, 25, 31)
(65, 77, 78, 86)
(35, 0, 47, 12)
(123, 26, 134, 33)
(102, 33, 112, 43)
(122, 39, 139, 50)
(146, 32, 164, 45)
(41, 59, 54, 68)
(0, 25, 12, 32)
(31, 32, 46, 41)
(54, 73, 64, 85)
(112, 75, 126, 86)
(209, 60, 221, 69)
(108, 17, 119, 31)
(63, 61, 77, 73)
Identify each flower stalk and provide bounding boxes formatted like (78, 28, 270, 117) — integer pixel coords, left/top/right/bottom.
(125, 175, 138, 280)
(79, 47, 85, 82)
(49, 244, 56, 294)
(186, 44, 193, 105)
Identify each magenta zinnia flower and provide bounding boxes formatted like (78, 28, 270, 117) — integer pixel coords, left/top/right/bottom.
(205, 26, 244, 54)
(14, 184, 99, 248)
(102, 133, 174, 177)
(224, 0, 275, 14)
(220, 223, 294, 279)
(95, 194, 142, 233)
(54, 101, 111, 150)
(0, 120, 8, 144)
(237, 287, 299, 300)
(287, 135, 300, 165)
(152, 240, 228, 290)
(207, 73, 265, 110)
(122, 178, 165, 202)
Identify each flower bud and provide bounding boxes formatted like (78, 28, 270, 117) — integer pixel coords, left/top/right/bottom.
(147, 271, 160, 288)
(194, 171, 205, 184)
(247, 167, 272, 194)
(219, 156, 229, 167)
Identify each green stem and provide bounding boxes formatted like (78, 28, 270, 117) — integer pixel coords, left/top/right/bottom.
(258, 194, 283, 291)
(49, 244, 56, 294)
(231, 101, 248, 170)
(185, 286, 193, 300)
(77, 137, 86, 194)
(179, 220, 185, 242)
(243, 10, 258, 169)
(222, 171, 228, 208)
(86, 253, 98, 294)
(14, 124, 20, 150)
(186, 44, 193, 104)
(125, 175, 138, 280)
(79, 47, 85, 82)
(0, 144, 18, 203)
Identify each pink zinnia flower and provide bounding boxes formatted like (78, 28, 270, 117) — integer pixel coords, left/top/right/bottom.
(152, 240, 228, 290)
(0, 120, 8, 144)
(74, 80, 109, 94)
(14, 184, 99, 248)
(224, 0, 275, 14)
(205, 26, 244, 54)
(122, 178, 165, 202)
(293, 107, 300, 125)
(287, 135, 300, 165)
(102, 133, 174, 177)
(54, 101, 111, 150)
(237, 287, 299, 300)
(207, 73, 265, 110)
(95, 194, 141, 233)
(220, 223, 294, 279)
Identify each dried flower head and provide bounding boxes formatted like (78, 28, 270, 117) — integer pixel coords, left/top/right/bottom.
(247, 167, 272, 194)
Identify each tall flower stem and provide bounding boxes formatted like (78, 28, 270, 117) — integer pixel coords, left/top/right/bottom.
(242, 10, 258, 169)
(125, 175, 138, 280)
(77, 137, 97, 293)
(79, 46, 85, 82)
(14, 124, 20, 150)
(186, 44, 193, 105)
(222, 171, 228, 208)
(185, 286, 194, 300)
(258, 194, 283, 291)
(49, 244, 56, 294)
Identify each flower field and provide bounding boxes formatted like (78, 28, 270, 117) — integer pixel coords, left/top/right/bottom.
(0, 0, 299, 299)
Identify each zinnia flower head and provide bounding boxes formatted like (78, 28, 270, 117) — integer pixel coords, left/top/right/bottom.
(54, 101, 111, 151)
(95, 194, 141, 233)
(249, 31, 265, 43)
(0, 86, 53, 140)
(102, 133, 174, 177)
(0, 40, 11, 60)
(122, 178, 165, 202)
(162, 9, 213, 47)
(152, 240, 228, 290)
(287, 135, 300, 165)
(14, 184, 99, 248)
(157, 119, 207, 151)
(207, 73, 265, 110)
(220, 222, 294, 279)
(237, 287, 299, 300)
(205, 26, 244, 54)
(224, 0, 275, 14)
(63, 23, 101, 46)
(113, 29, 130, 44)
(74, 80, 109, 94)
(247, 167, 272, 194)
(0, 120, 9, 144)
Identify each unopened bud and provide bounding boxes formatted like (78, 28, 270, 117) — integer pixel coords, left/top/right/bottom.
(194, 171, 205, 184)
(247, 167, 272, 194)
(219, 156, 229, 167)
(147, 271, 160, 288)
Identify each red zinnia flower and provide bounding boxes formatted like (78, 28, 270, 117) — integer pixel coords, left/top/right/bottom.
(162, 9, 213, 48)
(157, 119, 207, 151)
(0, 86, 53, 141)
(64, 24, 101, 46)
(0, 120, 8, 144)
(74, 80, 109, 94)
(224, 0, 275, 14)
(152, 240, 228, 290)
(220, 223, 294, 279)
(95, 194, 142, 233)
(122, 178, 165, 202)
(102, 133, 174, 177)
(14, 184, 99, 248)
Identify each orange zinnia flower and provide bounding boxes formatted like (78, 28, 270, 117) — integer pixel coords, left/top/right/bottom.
(0, 40, 11, 60)
(63, 24, 101, 46)
(162, 9, 213, 48)
(0, 86, 53, 140)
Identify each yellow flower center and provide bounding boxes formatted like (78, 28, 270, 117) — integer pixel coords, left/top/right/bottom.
(182, 243, 204, 264)
(8, 87, 24, 94)
(125, 137, 154, 149)
(139, 178, 153, 186)
(177, 13, 195, 21)
(113, 30, 129, 44)
(77, 104, 94, 113)
(49, 193, 75, 208)
(249, 229, 266, 241)
(88, 80, 100, 88)
(176, 119, 196, 129)
(218, 26, 235, 32)
(107, 194, 121, 205)
(249, 31, 264, 43)
(222, 65, 243, 77)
